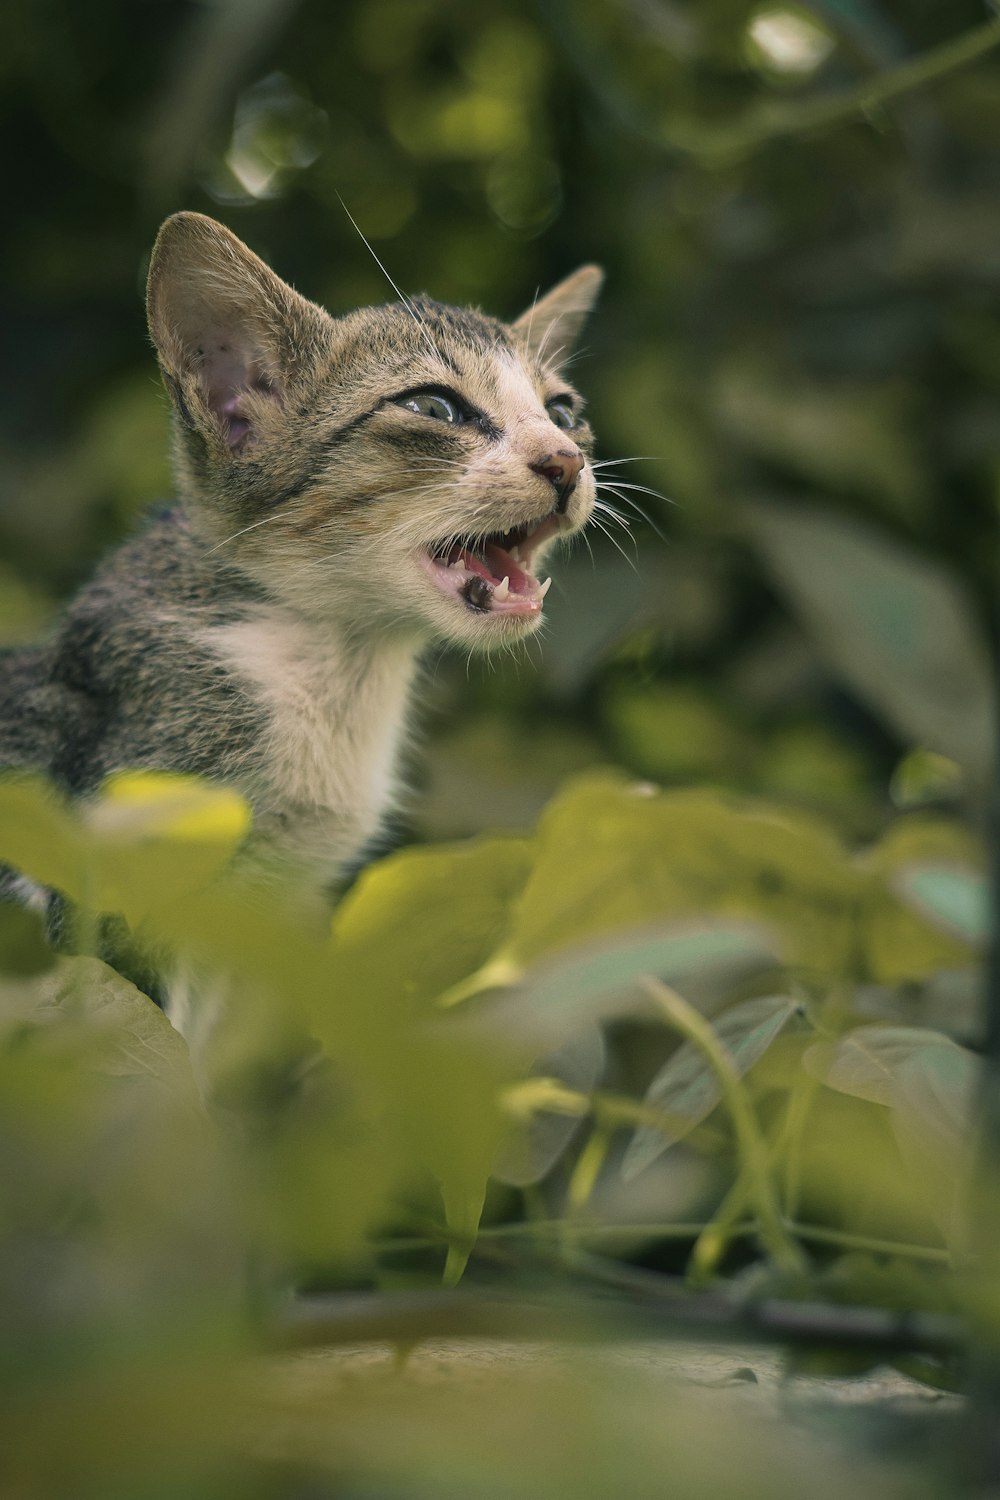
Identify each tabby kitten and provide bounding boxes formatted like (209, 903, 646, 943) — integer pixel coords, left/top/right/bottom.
(0, 212, 602, 888)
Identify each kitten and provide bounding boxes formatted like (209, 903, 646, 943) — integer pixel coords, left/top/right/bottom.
(0, 212, 601, 893)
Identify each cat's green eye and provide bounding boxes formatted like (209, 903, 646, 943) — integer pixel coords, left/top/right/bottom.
(398, 391, 464, 423)
(546, 399, 577, 431)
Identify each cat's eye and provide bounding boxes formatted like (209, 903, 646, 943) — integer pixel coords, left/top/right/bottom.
(546, 399, 577, 431)
(397, 390, 466, 424)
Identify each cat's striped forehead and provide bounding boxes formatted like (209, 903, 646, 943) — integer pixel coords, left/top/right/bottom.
(337, 296, 518, 369)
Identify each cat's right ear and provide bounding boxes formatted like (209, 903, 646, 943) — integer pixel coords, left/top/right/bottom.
(147, 212, 328, 453)
(512, 265, 604, 369)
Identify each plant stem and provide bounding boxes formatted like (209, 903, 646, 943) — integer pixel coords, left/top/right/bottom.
(688, 1176, 753, 1287)
(643, 977, 807, 1277)
(381, 1216, 951, 1265)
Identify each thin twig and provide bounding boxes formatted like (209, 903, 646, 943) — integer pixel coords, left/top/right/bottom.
(539, 3, 1000, 162)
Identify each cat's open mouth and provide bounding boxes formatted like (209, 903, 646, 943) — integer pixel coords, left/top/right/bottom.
(422, 515, 560, 617)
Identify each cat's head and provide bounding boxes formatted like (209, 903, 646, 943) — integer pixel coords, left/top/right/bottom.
(147, 212, 602, 648)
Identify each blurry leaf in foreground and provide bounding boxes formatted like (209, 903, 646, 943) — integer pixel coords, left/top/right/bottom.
(893, 864, 989, 946)
(804, 1023, 978, 1244)
(501, 774, 861, 975)
(622, 995, 802, 1180)
(320, 839, 533, 1271)
(0, 904, 54, 978)
(0, 955, 198, 1098)
(0, 772, 252, 932)
(326, 833, 533, 1023)
(474, 922, 777, 1052)
(744, 502, 996, 790)
(0, 775, 85, 903)
(85, 772, 251, 927)
(0, 966, 245, 1500)
(862, 815, 986, 982)
(803, 1024, 972, 1109)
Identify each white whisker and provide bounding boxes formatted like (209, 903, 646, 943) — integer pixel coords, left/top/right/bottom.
(588, 513, 639, 572)
(336, 192, 440, 365)
(204, 512, 282, 554)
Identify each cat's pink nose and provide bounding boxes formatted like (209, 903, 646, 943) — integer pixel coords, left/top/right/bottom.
(530, 449, 584, 512)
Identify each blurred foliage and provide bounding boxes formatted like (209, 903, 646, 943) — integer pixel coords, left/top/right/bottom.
(1, 0, 998, 1494)
(0, 765, 990, 1495)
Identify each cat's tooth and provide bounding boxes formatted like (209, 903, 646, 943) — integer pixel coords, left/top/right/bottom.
(493, 576, 510, 601)
(537, 577, 552, 599)
(449, 558, 465, 571)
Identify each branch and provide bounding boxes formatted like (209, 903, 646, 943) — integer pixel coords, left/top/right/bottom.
(272, 1284, 963, 1360)
(540, 4, 1000, 161)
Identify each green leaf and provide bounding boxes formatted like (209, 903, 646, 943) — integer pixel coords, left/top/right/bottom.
(0, 775, 85, 902)
(0, 904, 55, 977)
(622, 995, 802, 1180)
(803, 1024, 973, 1109)
(0, 955, 197, 1096)
(744, 503, 996, 790)
(719, 359, 929, 516)
(479, 922, 777, 1052)
(862, 816, 985, 981)
(894, 864, 989, 946)
(316, 839, 534, 1268)
(85, 773, 251, 928)
(0, 772, 251, 930)
(502, 773, 861, 976)
(327, 833, 533, 1023)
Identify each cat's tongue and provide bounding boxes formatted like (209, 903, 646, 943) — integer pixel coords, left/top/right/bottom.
(458, 542, 533, 595)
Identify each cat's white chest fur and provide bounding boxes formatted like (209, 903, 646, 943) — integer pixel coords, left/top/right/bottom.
(195, 607, 418, 880)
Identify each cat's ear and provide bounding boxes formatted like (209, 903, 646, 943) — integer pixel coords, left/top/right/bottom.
(147, 212, 329, 452)
(512, 265, 604, 367)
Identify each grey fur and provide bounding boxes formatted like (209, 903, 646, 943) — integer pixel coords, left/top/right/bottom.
(0, 509, 267, 795)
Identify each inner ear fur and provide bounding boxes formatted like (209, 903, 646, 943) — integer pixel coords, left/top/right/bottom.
(147, 212, 331, 452)
(512, 264, 604, 368)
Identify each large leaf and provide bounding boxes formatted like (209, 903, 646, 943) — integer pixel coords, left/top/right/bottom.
(0, 954, 198, 1098)
(477, 922, 777, 1051)
(862, 815, 986, 981)
(744, 503, 996, 790)
(809, 1024, 981, 1246)
(0, 771, 251, 929)
(803, 1024, 970, 1108)
(500, 774, 862, 976)
(317, 836, 535, 1268)
(326, 833, 533, 1024)
(893, 864, 989, 947)
(0, 775, 86, 902)
(622, 995, 802, 1180)
(718, 361, 929, 516)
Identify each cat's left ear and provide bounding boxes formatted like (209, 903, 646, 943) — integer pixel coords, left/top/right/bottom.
(512, 265, 604, 367)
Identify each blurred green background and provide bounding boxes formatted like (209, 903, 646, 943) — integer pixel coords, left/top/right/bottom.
(1, 0, 996, 838)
